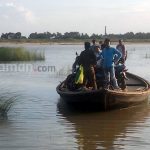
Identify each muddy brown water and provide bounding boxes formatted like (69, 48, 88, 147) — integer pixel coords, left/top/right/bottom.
(0, 43, 150, 150)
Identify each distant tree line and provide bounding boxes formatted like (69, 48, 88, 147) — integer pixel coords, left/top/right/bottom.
(1, 32, 26, 39)
(1, 31, 150, 40)
(28, 32, 91, 39)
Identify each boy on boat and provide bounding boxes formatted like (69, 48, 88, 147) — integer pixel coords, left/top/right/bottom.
(116, 39, 127, 64)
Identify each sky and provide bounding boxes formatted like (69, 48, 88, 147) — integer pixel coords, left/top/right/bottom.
(0, 0, 150, 36)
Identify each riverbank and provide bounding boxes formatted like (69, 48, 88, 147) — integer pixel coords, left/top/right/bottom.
(1, 39, 150, 45)
(0, 39, 84, 45)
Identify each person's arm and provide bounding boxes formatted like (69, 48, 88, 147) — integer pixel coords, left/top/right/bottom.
(125, 50, 127, 60)
(114, 49, 122, 64)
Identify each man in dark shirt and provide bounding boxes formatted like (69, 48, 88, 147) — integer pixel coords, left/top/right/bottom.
(79, 42, 97, 90)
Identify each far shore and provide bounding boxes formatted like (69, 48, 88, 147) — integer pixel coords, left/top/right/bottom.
(1, 39, 150, 45)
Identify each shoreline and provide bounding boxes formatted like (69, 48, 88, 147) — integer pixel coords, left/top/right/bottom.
(1, 39, 150, 45)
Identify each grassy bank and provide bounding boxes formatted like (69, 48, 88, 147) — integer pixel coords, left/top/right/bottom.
(0, 47, 45, 61)
(0, 39, 84, 45)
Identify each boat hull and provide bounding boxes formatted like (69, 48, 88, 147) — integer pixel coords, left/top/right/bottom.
(105, 91, 149, 110)
(56, 72, 150, 110)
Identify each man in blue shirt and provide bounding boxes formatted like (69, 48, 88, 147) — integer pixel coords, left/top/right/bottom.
(101, 38, 122, 89)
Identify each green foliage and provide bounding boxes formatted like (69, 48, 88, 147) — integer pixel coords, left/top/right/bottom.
(0, 47, 45, 61)
(1, 32, 21, 39)
(2, 31, 150, 40)
(26, 31, 150, 40)
(28, 32, 90, 39)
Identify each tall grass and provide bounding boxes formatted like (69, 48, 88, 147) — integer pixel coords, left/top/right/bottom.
(145, 53, 150, 59)
(0, 93, 18, 118)
(0, 47, 45, 61)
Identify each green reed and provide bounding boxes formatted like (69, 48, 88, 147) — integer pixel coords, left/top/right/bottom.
(145, 53, 150, 59)
(0, 47, 45, 61)
(0, 94, 18, 117)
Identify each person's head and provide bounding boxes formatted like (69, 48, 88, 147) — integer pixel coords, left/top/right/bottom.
(104, 38, 110, 47)
(92, 39, 96, 44)
(119, 39, 123, 44)
(84, 42, 91, 50)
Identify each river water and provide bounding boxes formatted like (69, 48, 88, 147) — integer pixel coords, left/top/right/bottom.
(0, 43, 150, 150)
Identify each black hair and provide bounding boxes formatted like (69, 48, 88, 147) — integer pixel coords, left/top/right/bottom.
(84, 42, 91, 50)
(92, 39, 96, 43)
(104, 38, 110, 42)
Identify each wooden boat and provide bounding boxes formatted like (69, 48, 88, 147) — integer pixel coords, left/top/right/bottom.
(56, 72, 150, 110)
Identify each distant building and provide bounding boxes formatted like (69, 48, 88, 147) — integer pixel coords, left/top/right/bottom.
(105, 26, 107, 36)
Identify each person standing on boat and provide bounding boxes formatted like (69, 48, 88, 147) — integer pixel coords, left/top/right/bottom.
(116, 39, 127, 64)
(95, 45, 103, 68)
(79, 42, 97, 90)
(90, 39, 97, 52)
(94, 45, 101, 59)
(101, 38, 122, 89)
(91, 40, 102, 61)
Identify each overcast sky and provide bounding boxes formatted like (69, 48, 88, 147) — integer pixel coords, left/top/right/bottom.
(0, 0, 150, 36)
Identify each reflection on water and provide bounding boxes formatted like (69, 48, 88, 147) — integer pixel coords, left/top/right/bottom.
(0, 44, 150, 149)
(57, 99, 150, 150)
